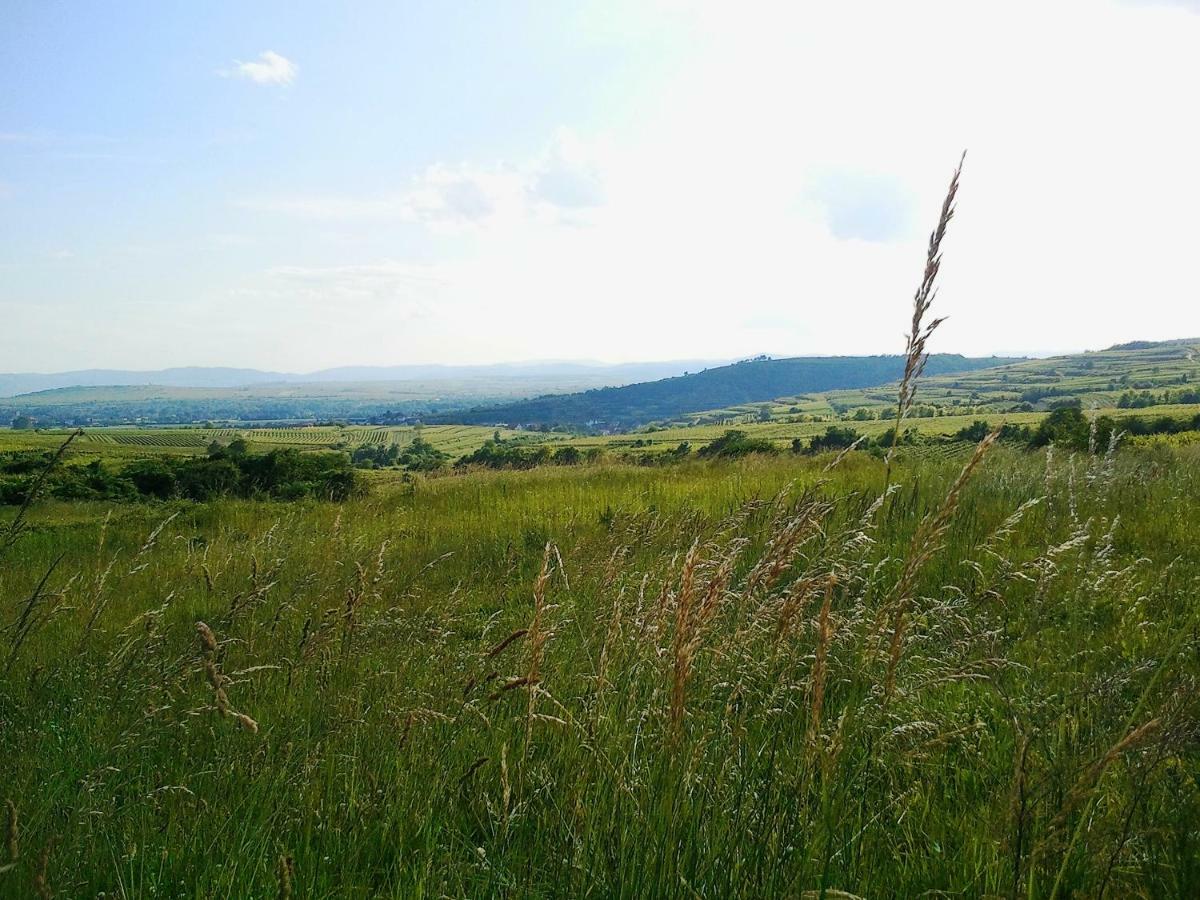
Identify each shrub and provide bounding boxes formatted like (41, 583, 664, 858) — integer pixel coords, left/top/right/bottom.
(808, 426, 860, 453)
(698, 430, 778, 459)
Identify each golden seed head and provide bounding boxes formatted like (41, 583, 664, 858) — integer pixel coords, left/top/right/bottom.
(195, 621, 218, 654)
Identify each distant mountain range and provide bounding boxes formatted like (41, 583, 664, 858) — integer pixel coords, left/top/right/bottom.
(435, 354, 1025, 429)
(0, 360, 725, 399)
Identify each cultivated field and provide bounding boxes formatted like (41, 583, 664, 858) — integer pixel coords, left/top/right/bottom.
(0, 424, 517, 460)
(6, 403, 1200, 465)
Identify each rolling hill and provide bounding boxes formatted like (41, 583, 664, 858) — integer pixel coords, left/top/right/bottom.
(434, 354, 1023, 429)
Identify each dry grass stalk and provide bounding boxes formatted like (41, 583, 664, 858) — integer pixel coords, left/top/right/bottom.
(885, 154, 965, 483)
(883, 430, 998, 699)
(807, 575, 836, 750)
(1047, 717, 1162, 841)
(774, 575, 822, 642)
(485, 628, 528, 660)
(33, 841, 51, 899)
(825, 434, 867, 471)
(277, 854, 294, 900)
(500, 742, 512, 824)
(669, 540, 702, 734)
(196, 620, 259, 733)
(744, 502, 824, 597)
(670, 539, 742, 735)
(0, 429, 81, 559)
(525, 544, 555, 746)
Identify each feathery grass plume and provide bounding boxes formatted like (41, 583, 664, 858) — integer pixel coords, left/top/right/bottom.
(1049, 707, 1178, 897)
(595, 587, 625, 697)
(128, 511, 180, 574)
(670, 538, 742, 736)
(773, 575, 822, 643)
(33, 841, 51, 899)
(196, 619, 258, 731)
(885, 153, 965, 485)
(485, 628, 528, 660)
(196, 620, 218, 655)
(883, 429, 999, 699)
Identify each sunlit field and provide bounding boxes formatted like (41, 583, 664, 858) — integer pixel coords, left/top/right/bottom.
(2, 445, 1198, 897)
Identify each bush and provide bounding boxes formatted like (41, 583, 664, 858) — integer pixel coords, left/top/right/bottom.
(0, 447, 364, 505)
(808, 426, 860, 453)
(698, 430, 778, 459)
(397, 437, 450, 472)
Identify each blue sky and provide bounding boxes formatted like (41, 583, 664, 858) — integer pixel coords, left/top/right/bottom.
(3, 0, 1199, 371)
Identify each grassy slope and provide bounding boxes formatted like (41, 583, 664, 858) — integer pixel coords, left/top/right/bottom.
(1, 449, 1198, 896)
(722, 339, 1200, 424)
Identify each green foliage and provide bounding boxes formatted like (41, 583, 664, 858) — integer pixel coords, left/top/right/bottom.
(351, 442, 401, 468)
(456, 439, 553, 470)
(697, 429, 778, 458)
(807, 425, 860, 453)
(0, 446, 363, 504)
(1032, 408, 1094, 450)
(397, 436, 450, 472)
(551, 445, 582, 465)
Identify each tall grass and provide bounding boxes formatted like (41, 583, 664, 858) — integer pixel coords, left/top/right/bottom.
(1, 445, 1198, 897)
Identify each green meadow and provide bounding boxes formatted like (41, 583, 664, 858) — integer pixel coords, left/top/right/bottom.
(2, 442, 1198, 897)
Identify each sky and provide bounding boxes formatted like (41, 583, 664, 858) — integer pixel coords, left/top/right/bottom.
(2, 0, 1199, 372)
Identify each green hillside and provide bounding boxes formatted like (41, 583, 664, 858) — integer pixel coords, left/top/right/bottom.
(437, 354, 1021, 429)
(672, 338, 1200, 427)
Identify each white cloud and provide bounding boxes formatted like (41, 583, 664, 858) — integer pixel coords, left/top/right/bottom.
(225, 51, 297, 86)
(238, 130, 608, 229)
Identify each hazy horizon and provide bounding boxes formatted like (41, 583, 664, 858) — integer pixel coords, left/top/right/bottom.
(1, 345, 1071, 382)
